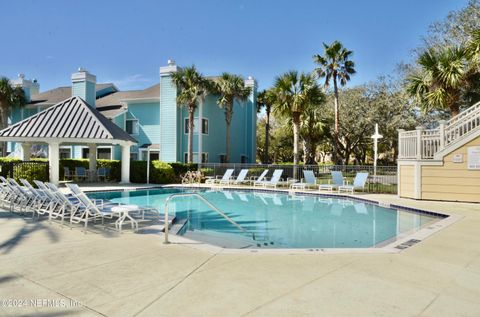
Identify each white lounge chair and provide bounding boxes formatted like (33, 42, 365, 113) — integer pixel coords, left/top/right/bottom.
(319, 171, 345, 192)
(221, 169, 249, 185)
(206, 169, 234, 185)
(338, 172, 369, 194)
(257, 169, 283, 188)
(252, 170, 269, 187)
(290, 170, 317, 190)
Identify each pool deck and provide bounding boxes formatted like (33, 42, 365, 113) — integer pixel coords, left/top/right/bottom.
(1, 185, 480, 316)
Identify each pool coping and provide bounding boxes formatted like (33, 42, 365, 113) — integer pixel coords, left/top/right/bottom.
(83, 184, 463, 255)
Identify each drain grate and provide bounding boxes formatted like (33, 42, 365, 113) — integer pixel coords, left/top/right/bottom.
(395, 239, 422, 250)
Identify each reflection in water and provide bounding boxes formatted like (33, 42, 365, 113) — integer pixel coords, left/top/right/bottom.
(89, 189, 440, 249)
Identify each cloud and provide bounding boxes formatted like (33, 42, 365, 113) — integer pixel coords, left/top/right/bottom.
(103, 74, 155, 90)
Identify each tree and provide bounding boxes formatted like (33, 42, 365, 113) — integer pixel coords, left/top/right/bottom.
(0, 77, 26, 156)
(273, 71, 324, 169)
(313, 41, 356, 163)
(300, 102, 328, 164)
(215, 73, 252, 163)
(406, 46, 475, 116)
(256, 89, 276, 163)
(171, 66, 212, 163)
(422, 0, 480, 49)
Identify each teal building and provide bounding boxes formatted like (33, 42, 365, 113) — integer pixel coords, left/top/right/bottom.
(9, 61, 257, 163)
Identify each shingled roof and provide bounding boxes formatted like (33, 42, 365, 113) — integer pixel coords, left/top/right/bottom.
(0, 96, 136, 144)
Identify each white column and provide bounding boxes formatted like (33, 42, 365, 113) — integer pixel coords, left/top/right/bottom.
(438, 120, 447, 150)
(415, 126, 424, 160)
(88, 144, 97, 175)
(48, 142, 60, 185)
(21, 143, 31, 161)
(121, 143, 131, 183)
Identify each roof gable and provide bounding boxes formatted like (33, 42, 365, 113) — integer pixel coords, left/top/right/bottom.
(0, 96, 136, 143)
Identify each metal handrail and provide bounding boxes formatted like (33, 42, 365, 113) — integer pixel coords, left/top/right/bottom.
(163, 193, 253, 244)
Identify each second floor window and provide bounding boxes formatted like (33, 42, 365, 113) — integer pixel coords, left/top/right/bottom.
(185, 118, 208, 134)
(126, 119, 139, 135)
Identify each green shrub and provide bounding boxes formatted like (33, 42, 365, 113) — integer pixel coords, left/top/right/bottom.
(200, 167, 214, 177)
(150, 161, 176, 184)
(60, 159, 120, 181)
(130, 161, 147, 183)
(169, 162, 197, 176)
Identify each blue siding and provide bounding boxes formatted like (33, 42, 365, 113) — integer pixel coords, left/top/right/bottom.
(72, 81, 96, 107)
(126, 102, 160, 146)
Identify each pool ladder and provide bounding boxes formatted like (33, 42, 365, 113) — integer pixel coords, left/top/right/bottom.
(163, 193, 255, 244)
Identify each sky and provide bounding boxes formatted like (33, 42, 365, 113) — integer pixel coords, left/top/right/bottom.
(0, 0, 469, 92)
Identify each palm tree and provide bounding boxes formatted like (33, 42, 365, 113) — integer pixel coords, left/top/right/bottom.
(406, 46, 472, 116)
(171, 66, 212, 163)
(273, 71, 324, 170)
(0, 77, 26, 156)
(313, 41, 356, 163)
(214, 73, 252, 163)
(300, 102, 328, 164)
(256, 89, 276, 163)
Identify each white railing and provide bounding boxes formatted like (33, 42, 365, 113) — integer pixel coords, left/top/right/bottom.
(398, 101, 480, 159)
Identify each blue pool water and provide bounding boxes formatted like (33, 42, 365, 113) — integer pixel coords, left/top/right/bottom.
(88, 188, 442, 249)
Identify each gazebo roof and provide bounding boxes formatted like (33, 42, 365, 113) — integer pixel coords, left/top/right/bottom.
(0, 96, 137, 144)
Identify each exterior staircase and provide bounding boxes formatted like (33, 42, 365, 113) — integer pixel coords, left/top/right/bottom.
(398, 101, 480, 160)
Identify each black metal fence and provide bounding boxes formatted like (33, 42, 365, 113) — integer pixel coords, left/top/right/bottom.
(199, 163, 398, 194)
(0, 161, 49, 183)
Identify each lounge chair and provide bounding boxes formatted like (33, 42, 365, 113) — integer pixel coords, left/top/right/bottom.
(252, 169, 269, 187)
(35, 181, 79, 224)
(205, 169, 234, 185)
(66, 183, 151, 232)
(97, 167, 107, 182)
(64, 167, 72, 181)
(74, 167, 87, 181)
(338, 172, 369, 194)
(319, 171, 345, 192)
(290, 170, 317, 190)
(221, 169, 249, 185)
(256, 169, 283, 188)
(20, 179, 51, 217)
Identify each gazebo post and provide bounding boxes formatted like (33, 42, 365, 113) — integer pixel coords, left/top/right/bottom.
(48, 142, 60, 185)
(21, 143, 31, 161)
(121, 143, 131, 183)
(88, 144, 97, 180)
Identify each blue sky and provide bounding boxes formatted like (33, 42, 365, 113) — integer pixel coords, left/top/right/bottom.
(0, 0, 468, 91)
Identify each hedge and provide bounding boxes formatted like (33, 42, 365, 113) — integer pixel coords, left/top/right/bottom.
(0, 157, 197, 184)
(0, 158, 49, 184)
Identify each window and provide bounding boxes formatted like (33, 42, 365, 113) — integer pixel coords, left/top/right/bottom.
(184, 152, 208, 163)
(241, 155, 248, 163)
(184, 118, 208, 134)
(126, 119, 139, 135)
(82, 147, 112, 159)
(59, 148, 71, 159)
(130, 152, 138, 161)
(97, 148, 111, 160)
(219, 154, 226, 163)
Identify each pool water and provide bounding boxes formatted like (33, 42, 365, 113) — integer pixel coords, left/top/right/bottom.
(88, 188, 442, 249)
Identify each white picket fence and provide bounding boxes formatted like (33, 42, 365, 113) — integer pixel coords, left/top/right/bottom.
(398, 101, 480, 159)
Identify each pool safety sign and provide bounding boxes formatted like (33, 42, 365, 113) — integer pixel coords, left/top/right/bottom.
(467, 146, 480, 169)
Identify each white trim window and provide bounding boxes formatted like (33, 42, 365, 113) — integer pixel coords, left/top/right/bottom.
(126, 119, 139, 135)
(184, 118, 208, 135)
(59, 147, 71, 159)
(184, 152, 208, 163)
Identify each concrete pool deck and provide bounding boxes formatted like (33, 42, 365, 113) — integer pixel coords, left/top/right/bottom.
(0, 187, 479, 316)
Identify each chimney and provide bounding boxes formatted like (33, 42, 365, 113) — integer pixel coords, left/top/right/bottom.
(10, 74, 40, 103)
(71, 67, 96, 107)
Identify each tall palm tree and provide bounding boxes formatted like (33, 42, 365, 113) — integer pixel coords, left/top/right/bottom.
(313, 41, 356, 163)
(171, 66, 212, 163)
(406, 46, 472, 116)
(273, 71, 324, 170)
(256, 89, 276, 163)
(0, 77, 26, 156)
(215, 73, 252, 163)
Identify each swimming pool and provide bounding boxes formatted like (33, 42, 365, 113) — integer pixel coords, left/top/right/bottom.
(88, 188, 444, 249)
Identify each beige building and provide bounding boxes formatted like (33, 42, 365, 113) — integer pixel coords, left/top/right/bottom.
(398, 103, 480, 203)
